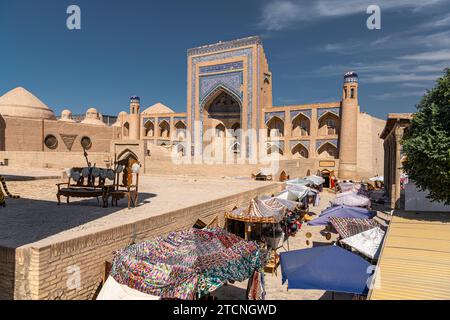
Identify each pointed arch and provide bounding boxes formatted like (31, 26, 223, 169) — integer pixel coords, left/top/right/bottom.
(291, 143, 309, 159)
(144, 120, 155, 137)
(215, 123, 226, 138)
(200, 84, 242, 109)
(292, 113, 310, 137)
(267, 144, 284, 156)
(174, 120, 186, 139)
(317, 142, 338, 159)
(123, 122, 130, 137)
(266, 116, 284, 137)
(318, 112, 339, 136)
(159, 120, 170, 138)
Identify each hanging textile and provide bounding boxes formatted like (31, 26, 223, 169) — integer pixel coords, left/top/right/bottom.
(110, 227, 267, 300)
(246, 270, 266, 300)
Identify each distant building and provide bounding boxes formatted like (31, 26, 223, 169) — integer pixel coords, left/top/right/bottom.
(0, 36, 385, 180)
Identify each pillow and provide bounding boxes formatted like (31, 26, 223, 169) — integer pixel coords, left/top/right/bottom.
(81, 167, 90, 177)
(131, 163, 140, 174)
(116, 164, 124, 173)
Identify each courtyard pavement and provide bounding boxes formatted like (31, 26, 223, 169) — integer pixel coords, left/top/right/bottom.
(0, 174, 274, 248)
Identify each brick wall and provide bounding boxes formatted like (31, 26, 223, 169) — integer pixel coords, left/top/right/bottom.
(10, 182, 283, 300)
(0, 246, 15, 300)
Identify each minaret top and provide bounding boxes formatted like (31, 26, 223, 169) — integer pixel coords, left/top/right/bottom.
(344, 71, 358, 83)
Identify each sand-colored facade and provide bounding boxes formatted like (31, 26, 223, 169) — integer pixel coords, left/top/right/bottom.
(0, 36, 385, 180)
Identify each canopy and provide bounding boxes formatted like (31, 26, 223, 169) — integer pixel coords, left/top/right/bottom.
(286, 178, 312, 187)
(308, 205, 376, 226)
(277, 185, 310, 202)
(330, 191, 371, 207)
(304, 175, 325, 185)
(260, 196, 299, 212)
(329, 216, 380, 239)
(280, 245, 371, 295)
(110, 227, 265, 300)
(369, 176, 384, 182)
(225, 198, 286, 223)
(339, 182, 356, 192)
(97, 276, 160, 300)
(341, 227, 385, 259)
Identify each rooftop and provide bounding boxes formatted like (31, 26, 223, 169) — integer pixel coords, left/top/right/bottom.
(187, 35, 262, 56)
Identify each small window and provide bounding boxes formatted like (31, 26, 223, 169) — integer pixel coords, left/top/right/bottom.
(81, 136, 92, 150)
(44, 135, 58, 150)
(350, 88, 355, 99)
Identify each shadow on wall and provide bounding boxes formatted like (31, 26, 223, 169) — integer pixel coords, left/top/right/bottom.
(0, 192, 156, 248)
(0, 116, 5, 151)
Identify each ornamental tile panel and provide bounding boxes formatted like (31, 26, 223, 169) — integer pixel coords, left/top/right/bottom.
(317, 107, 340, 119)
(290, 109, 312, 120)
(265, 111, 285, 123)
(199, 62, 243, 74)
(316, 139, 338, 150)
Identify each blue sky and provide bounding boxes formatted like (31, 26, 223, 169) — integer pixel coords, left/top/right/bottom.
(0, 0, 449, 119)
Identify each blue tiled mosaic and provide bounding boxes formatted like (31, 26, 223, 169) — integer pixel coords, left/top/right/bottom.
(199, 61, 243, 74)
(199, 72, 243, 105)
(289, 140, 310, 150)
(290, 109, 312, 120)
(316, 139, 338, 150)
(265, 111, 285, 123)
(317, 107, 340, 119)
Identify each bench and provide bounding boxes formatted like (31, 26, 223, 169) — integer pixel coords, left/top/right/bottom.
(56, 167, 114, 207)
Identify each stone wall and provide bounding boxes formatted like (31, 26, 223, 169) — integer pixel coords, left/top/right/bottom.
(0, 116, 116, 153)
(9, 182, 282, 300)
(0, 246, 15, 300)
(0, 151, 111, 169)
(356, 113, 385, 179)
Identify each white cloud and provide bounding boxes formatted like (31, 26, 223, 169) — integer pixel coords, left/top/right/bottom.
(399, 49, 450, 61)
(362, 73, 441, 83)
(372, 91, 426, 100)
(259, 0, 447, 31)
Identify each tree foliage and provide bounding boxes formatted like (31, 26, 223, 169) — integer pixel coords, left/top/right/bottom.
(402, 68, 450, 204)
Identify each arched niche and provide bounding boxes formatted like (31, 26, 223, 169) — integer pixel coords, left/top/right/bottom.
(291, 143, 309, 159)
(159, 120, 170, 138)
(266, 116, 284, 138)
(318, 113, 339, 136)
(292, 113, 310, 137)
(144, 120, 155, 137)
(174, 120, 186, 140)
(317, 142, 338, 159)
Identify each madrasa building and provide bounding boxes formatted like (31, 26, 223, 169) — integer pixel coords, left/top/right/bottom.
(0, 36, 385, 181)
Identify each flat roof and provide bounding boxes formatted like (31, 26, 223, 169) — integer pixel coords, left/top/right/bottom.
(369, 210, 450, 300)
(380, 113, 413, 139)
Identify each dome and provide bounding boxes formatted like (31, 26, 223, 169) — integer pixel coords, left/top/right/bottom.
(0, 87, 56, 120)
(80, 107, 106, 126)
(59, 109, 75, 122)
(142, 102, 174, 115)
(344, 71, 358, 83)
(112, 111, 127, 127)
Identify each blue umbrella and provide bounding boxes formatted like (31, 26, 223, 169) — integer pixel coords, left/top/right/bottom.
(308, 205, 376, 226)
(280, 246, 372, 295)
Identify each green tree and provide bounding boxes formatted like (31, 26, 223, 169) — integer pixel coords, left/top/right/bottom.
(402, 68, 450, 204)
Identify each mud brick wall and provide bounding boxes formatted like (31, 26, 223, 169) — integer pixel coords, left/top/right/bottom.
(11, 182, 283, 300)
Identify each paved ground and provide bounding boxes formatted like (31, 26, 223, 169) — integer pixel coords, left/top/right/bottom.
(0, 174, 274, 248)
(215, 190, 391, 300)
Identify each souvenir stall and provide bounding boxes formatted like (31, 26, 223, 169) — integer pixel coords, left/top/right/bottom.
(98, 227, 267, 300)
(225, 198, 296, 275)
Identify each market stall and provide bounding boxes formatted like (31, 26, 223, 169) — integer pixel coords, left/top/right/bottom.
(103, 227, 267, 300)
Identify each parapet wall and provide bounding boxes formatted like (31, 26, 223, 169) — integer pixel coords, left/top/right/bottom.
(8, 182, 283, 300)
(0, 151, 111, 169)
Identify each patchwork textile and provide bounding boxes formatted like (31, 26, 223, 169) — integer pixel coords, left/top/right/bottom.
(110, 227, 266, 300)
(329, 217, 380, 239)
